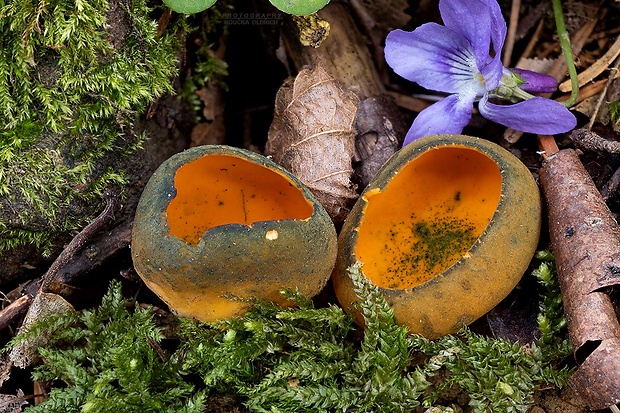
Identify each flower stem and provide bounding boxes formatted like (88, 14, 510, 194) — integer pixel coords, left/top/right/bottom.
(552, 0, 579, 107)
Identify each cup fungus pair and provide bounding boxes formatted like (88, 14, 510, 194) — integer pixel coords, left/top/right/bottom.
(132, 135, 541, 339)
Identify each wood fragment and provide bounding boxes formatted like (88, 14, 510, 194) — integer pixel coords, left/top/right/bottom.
(515, 2, 548, 43)
(572, 78, 608, 103)
(51, 225, 132, 290)
(0, 191, 121, 332)
(539, 149, 620, 410)
(348, 0, 410, 85)
(568, 127, 620, 154)
(547, 16, 599, 81)
(282, 2, 383, 99)
(520, 18, 545, 60)
(537, 134, 560, 157)
(0, 295, 31, 331)
(600, 166, 620, 201)
(386, 91, 431, 113)
(588, 55, 620, 129)
(33, 381, 46, 406)
(352, 95, 406, 189)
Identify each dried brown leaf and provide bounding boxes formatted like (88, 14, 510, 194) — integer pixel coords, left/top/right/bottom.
(0, 353, 11, 388)
(266, 64, 359, 226)
(190, 83, 226, 147)
(0, 390, 27, 413)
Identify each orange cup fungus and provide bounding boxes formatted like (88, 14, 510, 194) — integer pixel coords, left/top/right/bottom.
(131, 145, 337, 321)
(332, 134, 541, 339)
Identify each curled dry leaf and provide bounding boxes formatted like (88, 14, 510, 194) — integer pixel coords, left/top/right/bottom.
(9, 292, 75, 369)
(540, 149, 620, 410)
(0, 390, 27, 413)
(266, 64, 359, 226)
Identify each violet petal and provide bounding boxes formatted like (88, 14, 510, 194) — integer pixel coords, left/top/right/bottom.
(481, 0, 507, 85)
(480, 0, 507, 89)
(439, 0, 492, 70)
(479, 56, 504, 91)
(404, 93, 476, 145)
(479, 95, 577, 134)
(479, 0, 507, 55)
(512, 68, 558, 93)
(385, 26, 484, 95)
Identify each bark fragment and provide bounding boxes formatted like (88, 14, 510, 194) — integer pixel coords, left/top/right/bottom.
(352, 95, 406, 189)
(539, 148, 620, 410)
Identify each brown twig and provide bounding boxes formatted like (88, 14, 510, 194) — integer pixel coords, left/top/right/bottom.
(547, 15, 600, 81)
(540, 149, 620, 410)
(519, 18, 545, 60)
(558, 36, 620, 93)
(567, 128, 620, 154)
(0, 295, 32, 331)
(588, 55, 620, 129)
(386, 91, 431, 113)
(0, 393, 43, 410)
(537, 135, 560, 157)
(601, 165, 620, 201)
(40, 189, 120, 293)
(0, 191, 120, 331)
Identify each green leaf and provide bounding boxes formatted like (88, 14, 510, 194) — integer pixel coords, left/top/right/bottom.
(269, 0, 330, 15)
(163, 0, 217, 14)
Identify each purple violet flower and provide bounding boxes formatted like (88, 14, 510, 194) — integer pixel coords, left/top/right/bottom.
(384, 0, 577, 145)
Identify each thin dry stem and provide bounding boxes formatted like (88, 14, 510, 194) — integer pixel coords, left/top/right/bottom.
(588, 56, 620, 129)
(503, 0, 521, 66)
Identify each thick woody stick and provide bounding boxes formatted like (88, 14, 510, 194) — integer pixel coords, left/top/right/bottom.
(539, 149, 620, 410)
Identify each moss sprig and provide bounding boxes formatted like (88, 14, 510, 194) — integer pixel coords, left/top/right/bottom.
(412, 329, 570, 413)
(531, 250, 572, 360)
(7, 280, 205, 413)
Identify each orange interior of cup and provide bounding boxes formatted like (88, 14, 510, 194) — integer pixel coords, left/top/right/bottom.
(166, 154, 313, 245)
(355, 146, 502, 289)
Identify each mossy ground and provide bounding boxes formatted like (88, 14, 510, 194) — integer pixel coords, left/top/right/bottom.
(0, 0, 180, 258)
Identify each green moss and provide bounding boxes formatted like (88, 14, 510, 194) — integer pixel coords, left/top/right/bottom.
(610, 101, 620, 126)
(7, 280, 206, 412)
(532, 250, 571, 359)
(8, 262, 572, 412)
(0, 0, 181, 253)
